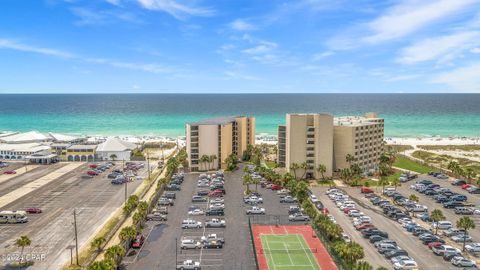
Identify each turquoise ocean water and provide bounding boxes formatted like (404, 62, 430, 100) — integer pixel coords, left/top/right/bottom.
(0, 94, 479, 138)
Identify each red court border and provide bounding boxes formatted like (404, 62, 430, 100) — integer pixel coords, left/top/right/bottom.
(251, 225, 338, 270)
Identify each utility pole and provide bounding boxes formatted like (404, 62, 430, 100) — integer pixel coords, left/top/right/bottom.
(147, 151, 151, 180)
(73, 209, 79, 266)
(125, 178, 128, 204)
(175, 237, 178, 268)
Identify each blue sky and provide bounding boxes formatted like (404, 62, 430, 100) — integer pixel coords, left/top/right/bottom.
(1, 0, 480, 93)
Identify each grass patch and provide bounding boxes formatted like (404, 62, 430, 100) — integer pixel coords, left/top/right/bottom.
(265, 161, 278, 169)
(393, 156, 434, 174)
(418, 145, 480, 152)
(412, 150, 480, 177)
(387, 171, 402, 182)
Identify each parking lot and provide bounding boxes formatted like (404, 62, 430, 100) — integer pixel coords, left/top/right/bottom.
(126, 166, 257, 270)
(397, 174, 480, 242)
(311, 187, 391, 269)
(0, 161, 149, 269)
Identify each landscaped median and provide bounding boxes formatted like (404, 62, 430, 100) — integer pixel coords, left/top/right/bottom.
(61, 148, 183, 270)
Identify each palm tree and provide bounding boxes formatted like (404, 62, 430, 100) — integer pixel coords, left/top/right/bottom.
(200, 155, 209, 171)
(378, 177, 389, 194)
(104, 245, 125, 267)
(132, 211, 143, 225)
(119, 226, 137, 250)
(346, 154, 356, 167)
(137, 201, 148, 216)
(354, 261, 373, 270)
(109, 154, 117, 161)
(15, 235, 31, 264)
(431, 209, 446, 235)
(346, 242, 365, 266)
(465, 167, 475, 184)
(251, 177, 260, 192)
(316, 164, 327, 182)
(409, 194, 419, 203)
(448, 161, 460, 174)
(88, 260, 115, 270)
(457, 216, 476, 251)
(300, 162, 309, 180)
(91, 236, 106, 252)
(295, 181, 310, 202)
(290, 163, 300, 180)
(377, 267, 389, 270)
(210, 155, 217, 170)
(243, 174, 252, 193)
(390, 177, 400, 190)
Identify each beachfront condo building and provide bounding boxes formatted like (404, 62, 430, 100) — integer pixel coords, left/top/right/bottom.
(186, 116, 255, 171)
(333, 113, 384, 171)
(278, 114, 334, 179)
(277, 112, 384, 178)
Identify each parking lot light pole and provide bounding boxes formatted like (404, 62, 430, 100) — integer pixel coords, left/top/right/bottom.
(175, 237, 177, 268)
(147, 152, 151, 180)
(73, 209, 79, 266)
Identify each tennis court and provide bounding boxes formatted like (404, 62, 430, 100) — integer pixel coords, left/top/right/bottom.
(250, 224, 338, 270)
(260, 234, 320, 270)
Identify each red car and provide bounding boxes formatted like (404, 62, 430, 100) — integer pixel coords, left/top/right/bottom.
(428, 242, 443, 249)
(355, 223, 375, 231)
(462, 184, 473, 189)
(132, 234, 145, 248)
(271, 184, 282, 190)
(87, 171, 98, 176)
(343, 207, 356, 214)
(361, 187, 374, 194)
(3, 170, 16, 175)
(26, 207, 42, 214)
(89, 164, 98, 169)
(208, 190, 224, 197)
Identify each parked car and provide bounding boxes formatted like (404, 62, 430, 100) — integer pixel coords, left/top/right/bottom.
(465, 243, 480, 253)
(176, 260, 201, 270)
(3, 170, 16, 175)
(192, 196, 208, 203)
(385, 249, 409, 259)
(205, 218, 226, 228)
(452, 179, 467, 186)
(451, 256, 476, 267)
(246, 206, 266, 215)
(25, 207, 42, 214)
(146, 212, 167, 221)
(203, 240, 223, 249)
(451, 234, 473, 243)
(432, 245, 460, 256)
(132, 234, 145, 248)
(181, 219, 202, 229)
(181, 239, 201, 250)
(288, 212, 310, 221)
(361, 187, 374, 193)
(205, 208, 224, 216)
(188, 209, 205, 216)
(393, 260, 418, 270)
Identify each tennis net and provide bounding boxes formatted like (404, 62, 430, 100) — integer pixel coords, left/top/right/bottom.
(258, 248, 317, 254)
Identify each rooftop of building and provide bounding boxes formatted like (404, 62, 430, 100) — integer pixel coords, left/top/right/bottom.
(0, 143, 51, 152)
(188, 116, 248, 126)
(334, 113, 383, 127)
(96, 137, 137, 152)
(66, 144, 98, 150)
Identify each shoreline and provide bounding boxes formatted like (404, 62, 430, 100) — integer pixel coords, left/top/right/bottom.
(2, 130, 480, 146)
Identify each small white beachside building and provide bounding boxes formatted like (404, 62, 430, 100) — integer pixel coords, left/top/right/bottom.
(0, 131, 83, 144)
(0, 143, 55, 163)
(95, 137, 138, 161)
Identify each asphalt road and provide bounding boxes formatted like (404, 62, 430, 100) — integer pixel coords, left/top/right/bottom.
(311, 187, 391, 269)
(126, 167, 257, 270)
(343, 187, 458, 270)
(0, 161, 149, 270)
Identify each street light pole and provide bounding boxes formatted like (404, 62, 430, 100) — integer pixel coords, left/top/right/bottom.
(147, 152, 151, 180)
(175, 237, 177, 268)
(73, 209, 79, 266)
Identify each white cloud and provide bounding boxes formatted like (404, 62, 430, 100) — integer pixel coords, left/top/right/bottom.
(397, 31, 480, 64)
(242, 41, 277, 55)
(471, 47, 480, 53)
(312, 51, 334, 61)
(70, 7, 141, 25)
(0, 38, 74, 58)
(386, 74, 420, 82)
(104, 0, 121, 6)
(364, 0, 477, 44)
(224, 71, 259, 81)
(135, 0, 214, 19)
(230, 19, 255, 31)
(431, 63, 480, 92)
(0, 38, 177, 74)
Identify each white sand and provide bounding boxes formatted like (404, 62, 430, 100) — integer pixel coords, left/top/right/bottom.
(385, 137, 480, 146)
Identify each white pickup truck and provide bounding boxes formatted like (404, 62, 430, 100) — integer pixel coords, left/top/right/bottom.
(246, 206, 265, 215)
(176, 260, 201, 270)
(205, 218, 226, 228)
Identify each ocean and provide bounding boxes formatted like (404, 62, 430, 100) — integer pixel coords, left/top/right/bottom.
(0, 94, 479, 138)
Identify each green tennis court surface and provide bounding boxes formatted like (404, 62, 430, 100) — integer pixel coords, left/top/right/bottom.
(260, 234, 321, 270)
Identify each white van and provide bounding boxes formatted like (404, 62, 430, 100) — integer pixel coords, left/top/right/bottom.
(431, 221, 452, 230)
(0, 210, 28, 224)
